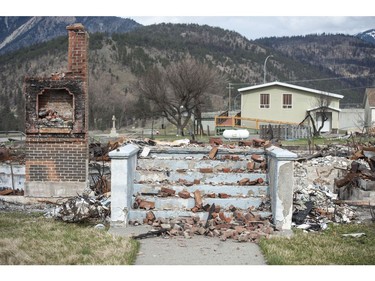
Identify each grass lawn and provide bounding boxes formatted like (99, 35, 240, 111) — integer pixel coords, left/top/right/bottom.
(259, 222, 375, 265)
(0, 211, 139, 265)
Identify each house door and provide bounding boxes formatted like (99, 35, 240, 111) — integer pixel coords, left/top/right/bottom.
(316, 112, 332, 132)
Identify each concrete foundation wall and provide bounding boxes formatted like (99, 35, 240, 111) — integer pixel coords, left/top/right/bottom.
(24, 181, 87, 197)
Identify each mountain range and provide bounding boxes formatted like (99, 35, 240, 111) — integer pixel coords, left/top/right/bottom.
(0, 16, 374, 131)
(0, 16, 141, 55)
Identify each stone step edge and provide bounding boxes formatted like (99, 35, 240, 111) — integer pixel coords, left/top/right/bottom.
(133, 194, 269, 200)
(128, 209, 272, 221)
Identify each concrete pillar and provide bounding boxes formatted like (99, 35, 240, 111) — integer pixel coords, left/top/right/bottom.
(109, 144, 139, 227)
(266, 145, 297, 231)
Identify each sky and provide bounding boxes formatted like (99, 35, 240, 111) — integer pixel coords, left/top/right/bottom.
(3, 1, 375, 40)
(130, 16, 375, 40)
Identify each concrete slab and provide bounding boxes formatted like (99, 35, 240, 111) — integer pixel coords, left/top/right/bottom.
(108, 225, 267, 265)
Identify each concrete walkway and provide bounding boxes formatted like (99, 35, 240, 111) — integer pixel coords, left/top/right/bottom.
(109, 225, 267, 265)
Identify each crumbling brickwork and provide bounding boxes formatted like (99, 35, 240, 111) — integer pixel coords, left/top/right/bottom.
(24, 23, 89, 197)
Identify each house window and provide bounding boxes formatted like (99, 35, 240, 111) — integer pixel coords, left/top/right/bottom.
(260, 94, 270, 108)
(283, 94, 292, 108)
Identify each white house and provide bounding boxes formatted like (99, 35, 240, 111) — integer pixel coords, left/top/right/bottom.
(237, 81, 344, 133)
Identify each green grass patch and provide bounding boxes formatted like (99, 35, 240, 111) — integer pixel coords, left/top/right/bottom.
(0, 211, 139, 265)
(259, 223, 375, 265)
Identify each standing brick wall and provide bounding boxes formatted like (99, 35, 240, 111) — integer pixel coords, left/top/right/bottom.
(25, 138, 87, 182)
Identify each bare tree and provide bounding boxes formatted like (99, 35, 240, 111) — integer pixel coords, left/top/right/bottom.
(314, 93, 333, 135)
(300, 94, 333, 136)
(135, 58, 226, 136)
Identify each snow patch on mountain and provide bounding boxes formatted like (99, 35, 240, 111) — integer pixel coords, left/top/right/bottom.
(0, 17, 41, 50)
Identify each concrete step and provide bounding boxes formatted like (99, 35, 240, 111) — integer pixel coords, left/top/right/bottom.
(128, 209, 272, 222)
(134, 183, 268, 197)
(141, 146, 265, 161)
(137, 158, 264, 171)
(132, 195, 266, 210)
(135, 171, 267, 185)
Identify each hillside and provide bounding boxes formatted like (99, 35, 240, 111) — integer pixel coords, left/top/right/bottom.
(255, 34, 375, 106)
(0, 21, 374, 131)
(0, 16, 141, 55)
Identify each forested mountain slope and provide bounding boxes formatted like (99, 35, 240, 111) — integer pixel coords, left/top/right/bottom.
(0, 20, 373, 131)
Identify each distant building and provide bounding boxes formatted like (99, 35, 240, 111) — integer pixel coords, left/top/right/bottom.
(237, 82, 344, 133)
(363, 88, 375, 133)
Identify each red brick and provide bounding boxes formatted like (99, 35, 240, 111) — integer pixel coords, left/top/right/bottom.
(209, 137, 223, 146)
(222, 167, 231, 173)
(178, 190, 191, 199)
(160, 187, 176, 196)
(238, 178, 250, 185)
(238, 141, 253, 147)
(252, 138, 265, 147)
(193, 190, 203, 208)
(207, 193, 216, 198)
(218, 193, 230, 198)
(193, 179, 200, 184)
(139, 200, 155, 210)
(251, 154, 264, 163)
(208, 147, 218, 159)
(247, 161, 255, 171)
(200, 168, 213, 173)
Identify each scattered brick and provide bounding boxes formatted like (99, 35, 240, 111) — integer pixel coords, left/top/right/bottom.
(160, 187, 176, 197)
(238, 178, 250, 185)
(209, 137, 223, 146)
(139, 200, 155, 210)
(247, 161, 255, 171)
(193, 190, 203, 208)
(191, 206, 199, 212)
(251, 154, 264, 163)
(146, 211, 156, 222)
(218, 193, 230, 198)
(178, 190, 191, 199)
(207, 193, 216, 198)
(193, 179, 200, 184)
(252, 138, 266, 147)
(200, 167, 213, 173)
(176, 169, 187, 173)
(238, 140, 253, 147)
(222, 167, 231, 173)
(208, 147, 218, 159)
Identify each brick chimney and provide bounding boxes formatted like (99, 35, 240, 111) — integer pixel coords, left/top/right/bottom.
(66, 23, 88, 78)
(24, 23, 89, 198)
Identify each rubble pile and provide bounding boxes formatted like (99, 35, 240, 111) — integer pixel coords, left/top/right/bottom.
(50, 193, 111, 223)
(130, 207, 274, 243)
(37, 109, 73, 128)
(292, 143, 375, 231)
